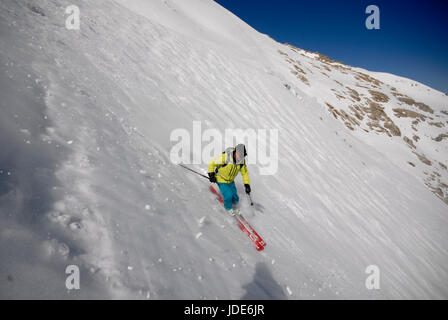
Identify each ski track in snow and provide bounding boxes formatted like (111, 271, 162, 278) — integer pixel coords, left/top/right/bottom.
(0, 0, 447, 299)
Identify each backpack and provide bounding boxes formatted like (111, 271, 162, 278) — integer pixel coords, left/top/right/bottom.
(214, 147, 244, 173)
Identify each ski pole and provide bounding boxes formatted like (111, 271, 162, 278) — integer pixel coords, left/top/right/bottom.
(247, 193, 254, 206)
(178, 164, 209, 180)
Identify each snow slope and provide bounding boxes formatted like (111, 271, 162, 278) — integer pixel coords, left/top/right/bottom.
(276, 45, 448, 203)
(0, 0, 447, 299)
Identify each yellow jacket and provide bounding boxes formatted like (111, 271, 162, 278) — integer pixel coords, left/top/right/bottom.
(208, 150, 250, 184)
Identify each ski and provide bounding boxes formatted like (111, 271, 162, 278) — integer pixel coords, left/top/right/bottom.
(210, 185, 266, 246)
(209, 185, 266, 251)
(238, 214, 266, 247)
(209, 185, 224, 204)
(235, 217, 265, 251)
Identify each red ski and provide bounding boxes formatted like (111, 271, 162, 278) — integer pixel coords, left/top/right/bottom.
(209, 185, 224, 204)
(209, 185, 266, 251)
(235, 218, 264, 251)
(238, 214, 266, 247)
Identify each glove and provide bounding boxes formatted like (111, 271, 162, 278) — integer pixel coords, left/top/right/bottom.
(208, 172, 217, 183)
(244, 184, 251, 194)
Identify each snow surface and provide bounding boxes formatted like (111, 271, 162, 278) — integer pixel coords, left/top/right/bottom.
(0, 0, 447, 299)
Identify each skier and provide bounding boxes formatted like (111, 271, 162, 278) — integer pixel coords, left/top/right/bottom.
(208, 144, 251, 216)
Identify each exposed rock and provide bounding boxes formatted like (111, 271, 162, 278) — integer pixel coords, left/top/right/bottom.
(397, 96, 434, 114)
(403, 136, 416, 149)
(369, 90, 390, 103)
(433, 133, 448, 142)
(392, 108, 427, 121)
(413, 152, 432, 166)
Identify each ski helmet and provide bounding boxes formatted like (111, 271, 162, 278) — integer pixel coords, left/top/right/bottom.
(234, 144, 247, 164)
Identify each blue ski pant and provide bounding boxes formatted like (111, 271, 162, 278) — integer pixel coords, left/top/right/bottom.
(217, 182, 239, 210)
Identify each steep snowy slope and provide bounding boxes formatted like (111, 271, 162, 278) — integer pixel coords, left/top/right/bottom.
(276, 45, 448, 204)
(0, 0, 447, 299)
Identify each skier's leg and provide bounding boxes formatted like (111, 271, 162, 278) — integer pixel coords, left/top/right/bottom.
(230, 182, 239, 205)
(217, 183, 233, 211)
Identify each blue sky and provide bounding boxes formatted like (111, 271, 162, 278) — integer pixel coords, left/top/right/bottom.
(215, 0, 448, 93)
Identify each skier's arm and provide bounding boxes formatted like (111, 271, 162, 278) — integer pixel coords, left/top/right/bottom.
(208, 158, 216, 174)
(241, 163, 250, 185)
(208, 154, 221, 173)
(207, 156, 217, 182)
(208, 154, 226, 183)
